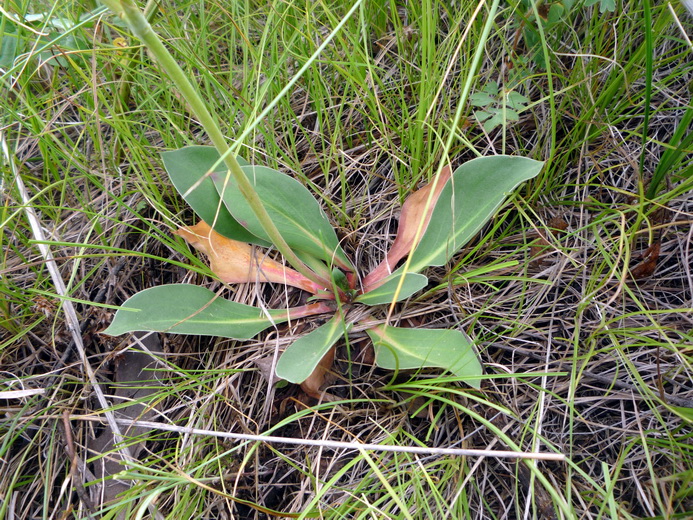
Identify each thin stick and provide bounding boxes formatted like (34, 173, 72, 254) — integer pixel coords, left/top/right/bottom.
(75, 416, 566, 461)
(1, 131, 133, 463)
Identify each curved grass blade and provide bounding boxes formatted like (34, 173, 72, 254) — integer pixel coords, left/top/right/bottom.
(408, 156, 543, 273)
(103, 284, 329, 340)
(162, 146, 267, 245)
(212, 165, 354, 272)
(355, 273, 428, 306)
(366, 325, 482, 389)
(276, 313, 348, 384)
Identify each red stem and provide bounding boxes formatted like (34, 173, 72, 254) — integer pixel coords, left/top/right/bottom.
(276, 301, 336, 321)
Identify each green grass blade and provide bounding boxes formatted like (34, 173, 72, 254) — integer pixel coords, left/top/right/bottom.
(638, 0, 653, 181)
(646, 106, 693, 199)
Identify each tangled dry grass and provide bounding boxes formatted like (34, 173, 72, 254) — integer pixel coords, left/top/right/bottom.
(1, 1, 692, 519)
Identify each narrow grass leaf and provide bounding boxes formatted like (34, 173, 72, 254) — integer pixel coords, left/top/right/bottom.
(366, 325, 482, 388)
(276, 313, 347, 384)
(355, 273, 428, 306)
(646, 106, 693, 198)
(213, 164, 354, 272)
(162, 146, 266, 245)
(669, 406, 693, 424)
(408, 156, 544, 272)
(104, 284, 289, 340)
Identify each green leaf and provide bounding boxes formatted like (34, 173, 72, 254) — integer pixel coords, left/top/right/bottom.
(103, 284, 288, 340)
(212, 164, 354, 272)
(482, 114, 504, 133)
(669, 407, 693, 424)
(162, 146, 267, 245)
(276, 313, 347, 384)
(473, 109, 493, 123)
(366, 325, 482, 388)
(600, 0, 616, 12)
(0, 23, 19, 69)
(331, 267, 349, 292)
(407, 156, 543, 272)
(469, 92, 495, 107)
(355, 272, 428, 306)
(503, 108, 519, 122)
(547, 3, 567, 24)
(473, 88, 528, 131)
(584, 0, 615, 12)
(507, 91, 530, 109)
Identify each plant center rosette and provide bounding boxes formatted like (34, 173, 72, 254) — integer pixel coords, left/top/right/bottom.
(105, 146, 543, 395)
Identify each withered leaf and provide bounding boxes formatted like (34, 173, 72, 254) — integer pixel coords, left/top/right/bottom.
(300, 346, 336, 400)
(630, 241, 661, 279)
(363, 165, 452, 291)
(175, 221, 323, 294)
(89, 333, 164, 506)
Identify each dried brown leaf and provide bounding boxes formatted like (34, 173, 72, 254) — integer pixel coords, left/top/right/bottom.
(300, 346, 336, 400)
(630, 241, 661, 279)
(175, 221, 322, 293)
(89, 333, 164, 506)
(363, 166, 452, 291)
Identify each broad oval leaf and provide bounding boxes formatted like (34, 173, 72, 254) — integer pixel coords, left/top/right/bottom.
(355, 272, 428, 306)
(276, 313, 348, 384)
(162, 146, 267, 245)
(408, 156, 543, 273)
(366, 325, 482, 388)
(212, 165, 354, 272)
(103, 284, 291, 340)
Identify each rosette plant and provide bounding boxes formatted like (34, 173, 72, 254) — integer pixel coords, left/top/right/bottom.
(101, 0, 543, 392)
